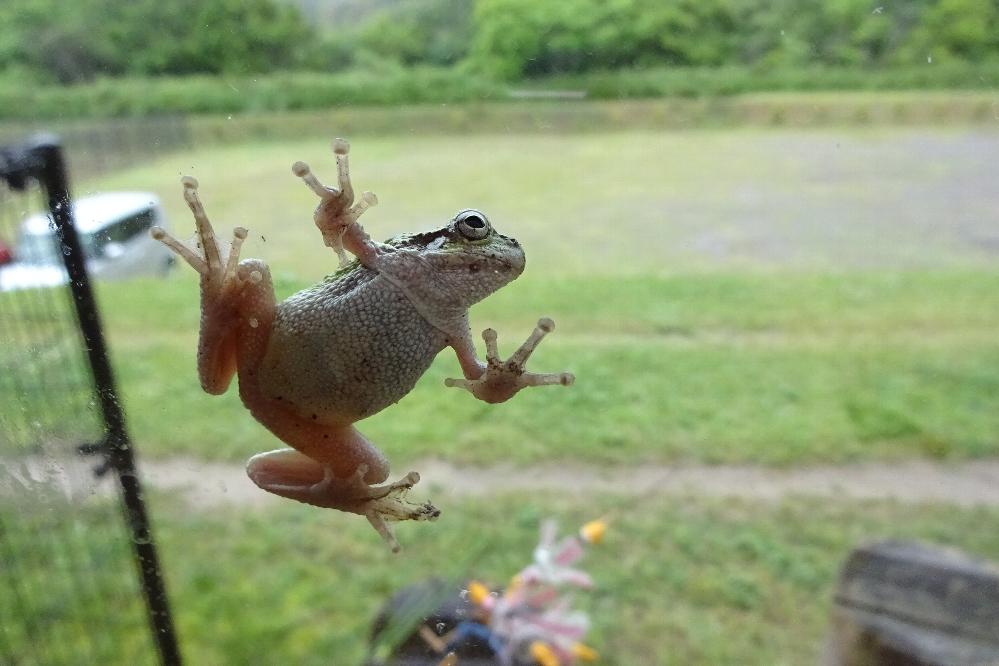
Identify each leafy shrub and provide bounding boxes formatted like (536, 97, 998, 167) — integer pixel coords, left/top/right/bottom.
(0, 68, 506, 119)
(468, 0, 999, 79)
(0, 0, 313, 83)
(3, 62, 999, 121)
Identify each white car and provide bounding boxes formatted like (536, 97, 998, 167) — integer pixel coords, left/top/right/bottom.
(0, 192, 174, 291)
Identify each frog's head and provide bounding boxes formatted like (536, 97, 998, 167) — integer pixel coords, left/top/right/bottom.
(390, 209, 526, 310)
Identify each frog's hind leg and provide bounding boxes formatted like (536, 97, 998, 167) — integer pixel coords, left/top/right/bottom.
(246, 444, 439, 553)
(151, 177, 272, 394)
(292, 138, 379, 267)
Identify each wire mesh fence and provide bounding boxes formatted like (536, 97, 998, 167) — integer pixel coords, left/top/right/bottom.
(0, 137, 180, 664)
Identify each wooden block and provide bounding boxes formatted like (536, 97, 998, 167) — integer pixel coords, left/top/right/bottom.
(823, 540, 999, 666)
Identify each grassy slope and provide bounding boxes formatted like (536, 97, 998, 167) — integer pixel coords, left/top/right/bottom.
(5, 491, 999, 665)
(77, 129, 999, 466)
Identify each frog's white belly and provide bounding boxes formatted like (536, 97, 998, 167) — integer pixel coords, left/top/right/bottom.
(257, 273, 449, 422)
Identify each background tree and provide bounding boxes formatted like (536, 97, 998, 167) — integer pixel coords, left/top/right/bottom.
(2, 0, 999, 84)
(0, 0, 314, 83)
(895, 0, 999, 63)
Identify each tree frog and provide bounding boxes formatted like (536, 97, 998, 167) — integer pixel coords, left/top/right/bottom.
(151, 138, 573, 551)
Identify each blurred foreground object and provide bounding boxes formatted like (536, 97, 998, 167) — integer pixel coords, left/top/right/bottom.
(823, 540, 999, 666)
(369, 519, 607, 665)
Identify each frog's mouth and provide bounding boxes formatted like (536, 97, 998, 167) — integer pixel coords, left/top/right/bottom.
(472, 248, 525, 279)
(430, 233, 525, 273)
(487, 234, 526, 274)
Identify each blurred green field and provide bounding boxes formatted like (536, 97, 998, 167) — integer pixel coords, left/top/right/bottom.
(90, 130, 999, 272)
(76, 129, 999, 466)
(5, 490, 999, 665)
(2, 63, 999, 120)
(158, 495, 999, 665)
(96, 269, 999, 467)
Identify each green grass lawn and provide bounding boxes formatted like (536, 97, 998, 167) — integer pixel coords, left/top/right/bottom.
(91, 130, 999, 273)
(140, 493, 999, 664)
(5, 490, 999, 665)
(69, 129, 999, 466)
(97, 269, 999, 466)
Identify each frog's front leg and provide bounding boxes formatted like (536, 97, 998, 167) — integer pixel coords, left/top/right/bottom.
(245, 446, 440, 553)
(445, 318, 575, 404)
(151, 177, 276, 394)
(292, 138, 380, 268)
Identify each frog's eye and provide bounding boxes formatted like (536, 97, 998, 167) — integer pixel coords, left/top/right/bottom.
(455, 209, 490, 241)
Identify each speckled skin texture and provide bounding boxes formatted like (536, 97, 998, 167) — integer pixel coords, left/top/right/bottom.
(259, 268, 449, 424)
(151, 139, 573, 551)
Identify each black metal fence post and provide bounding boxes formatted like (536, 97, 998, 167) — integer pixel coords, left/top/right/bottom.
(24, 135, 183, 665)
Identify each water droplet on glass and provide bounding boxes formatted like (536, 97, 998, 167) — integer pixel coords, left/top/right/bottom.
(459, 589, 469, 600)
(249, 317, 259, 328)
(435, 622, 445, 634)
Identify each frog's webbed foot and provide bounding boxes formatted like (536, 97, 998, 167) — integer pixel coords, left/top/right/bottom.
(308, 464, 439, 553)
(445, 317, 575, 404)
(150, 176, 249, 290)
(248, 452, 439, 553)
(343, 465, 441, 553)
(292, 138, 378, 266)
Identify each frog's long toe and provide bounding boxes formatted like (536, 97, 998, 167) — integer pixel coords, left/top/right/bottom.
(292, 160, 335, 199)
(150, 225, 207, 274)
(292, 138, 355, 205)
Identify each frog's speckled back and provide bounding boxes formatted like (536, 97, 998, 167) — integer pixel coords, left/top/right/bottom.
(257, 267, 449, 423)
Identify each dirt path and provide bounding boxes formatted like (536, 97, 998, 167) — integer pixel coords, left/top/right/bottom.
(138, 457, 999, 509)
(5, 455, 999, 509)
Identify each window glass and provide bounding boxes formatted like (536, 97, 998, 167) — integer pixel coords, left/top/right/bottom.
(2, 1, 998, 664)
